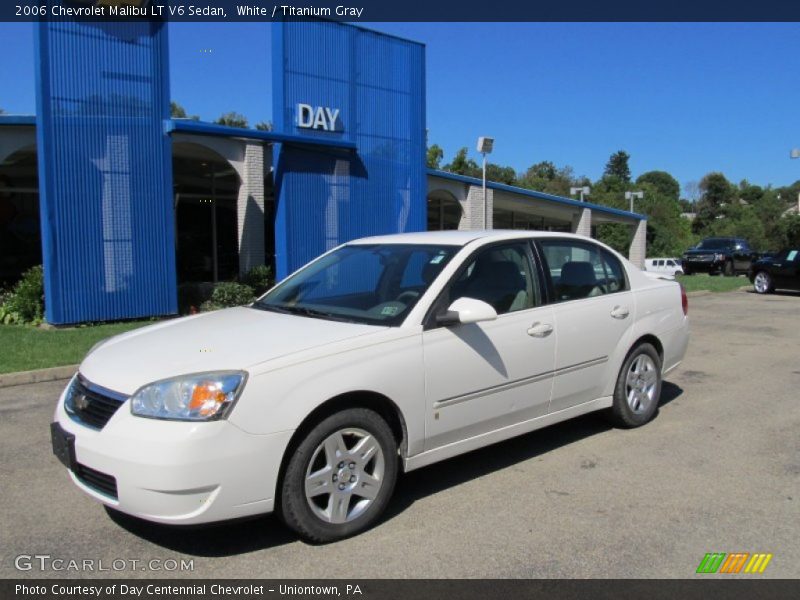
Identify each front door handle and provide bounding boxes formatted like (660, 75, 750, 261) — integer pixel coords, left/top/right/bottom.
(527, 322, 554, 337)
(610, 305, 630, 319)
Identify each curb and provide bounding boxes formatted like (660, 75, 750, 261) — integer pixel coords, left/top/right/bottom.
(0, 364, 78, 389)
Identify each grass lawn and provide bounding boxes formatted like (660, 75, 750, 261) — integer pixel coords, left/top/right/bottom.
(677, 273, 751, 294)
(0, 321, 152, 374)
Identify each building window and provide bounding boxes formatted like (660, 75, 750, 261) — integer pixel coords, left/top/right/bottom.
(427, 193, 462, 230)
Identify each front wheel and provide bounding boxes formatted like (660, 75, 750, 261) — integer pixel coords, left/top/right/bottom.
(280, 408, 398, 543)
(608, 343, 662, 428)
(753, 271, 774, 294)
(723, 260, 735, 276)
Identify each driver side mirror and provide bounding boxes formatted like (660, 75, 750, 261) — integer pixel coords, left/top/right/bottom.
(436, 297, 498, 326)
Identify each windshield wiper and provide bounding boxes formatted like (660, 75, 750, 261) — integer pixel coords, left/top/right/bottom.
(250, 302, 293, 314)
(251, 303, 356, 323)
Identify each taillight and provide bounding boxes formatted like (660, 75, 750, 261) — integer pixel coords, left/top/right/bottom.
(680, 283, 688, 316)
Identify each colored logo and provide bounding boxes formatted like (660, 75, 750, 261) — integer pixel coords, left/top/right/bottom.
(696, 552, 773, 574)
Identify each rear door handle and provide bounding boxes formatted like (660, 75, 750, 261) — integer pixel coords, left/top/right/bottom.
(527, 322, 554, 337)
(610, 305, 630, 319)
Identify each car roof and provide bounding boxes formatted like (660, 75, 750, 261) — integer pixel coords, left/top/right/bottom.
(349, 230, 593, 247)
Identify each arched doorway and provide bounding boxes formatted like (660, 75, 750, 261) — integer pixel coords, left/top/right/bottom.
(0, 146, 40, 286)
(427, 189, 462, 231)
(172, 142, 241, 283)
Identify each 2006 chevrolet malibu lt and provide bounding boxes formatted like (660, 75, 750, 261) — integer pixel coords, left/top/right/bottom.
(52, 231, 689, 542)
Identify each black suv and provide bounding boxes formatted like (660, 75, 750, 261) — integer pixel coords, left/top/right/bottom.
(682, 237, 756, 276)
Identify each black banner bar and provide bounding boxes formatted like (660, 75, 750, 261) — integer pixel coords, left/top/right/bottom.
(3, 580, 800, 600)
(4, 0, 800, 23)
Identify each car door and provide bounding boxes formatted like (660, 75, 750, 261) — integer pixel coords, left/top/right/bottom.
(772, 249, 800, 288)
(538, 239, 635, 413)
(421, 241, 556, 450)
(733, 241, 750, 271)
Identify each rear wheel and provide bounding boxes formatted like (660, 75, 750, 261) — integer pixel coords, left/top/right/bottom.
(753, 271, 774, 294)
(608, 343, 662, 428)
(280, 408, 398, 543)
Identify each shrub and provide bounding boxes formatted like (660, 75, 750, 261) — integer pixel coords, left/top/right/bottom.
(200, 282, 255, 312)
(240, 264, 274, 296)
(0, 265, 44, 325)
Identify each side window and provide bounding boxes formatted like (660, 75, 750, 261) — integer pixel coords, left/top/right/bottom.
(657, 260, 664, 267)
(666, 260, 675, 267)
(448, 243, 541, 315)
(540, 240, 628, 302)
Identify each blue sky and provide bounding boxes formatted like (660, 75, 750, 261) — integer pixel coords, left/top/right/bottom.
(2, 22, 800, 194)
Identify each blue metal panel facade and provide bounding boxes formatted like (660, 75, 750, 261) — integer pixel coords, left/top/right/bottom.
(35, 21, 176, 324)
(272, 21, 426, 278)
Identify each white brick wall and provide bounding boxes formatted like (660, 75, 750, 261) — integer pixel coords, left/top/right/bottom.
(237, 142, 266, 274)
(461, 184, 493, 230)
(571, 208, 592, 237)
(628, 219, 647, 269)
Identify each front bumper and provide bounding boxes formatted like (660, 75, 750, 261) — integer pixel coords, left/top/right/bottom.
(53, 378, 294, 525)
(682, 258, 725, 273)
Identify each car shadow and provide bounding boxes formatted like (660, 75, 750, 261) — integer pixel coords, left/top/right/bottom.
(107, 381, 683, 556)
(105, 507, 295, 556)
(384, 380, 683, 521)
(744, 288, 800, 297)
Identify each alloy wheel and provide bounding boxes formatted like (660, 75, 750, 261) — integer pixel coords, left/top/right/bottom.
(754, 272, 770, 294)
(625, 354, 658, 414)
(304, 428, 385, 524)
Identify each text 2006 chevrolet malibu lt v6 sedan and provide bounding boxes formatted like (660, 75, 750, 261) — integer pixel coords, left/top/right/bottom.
(52, 231, 689, 542)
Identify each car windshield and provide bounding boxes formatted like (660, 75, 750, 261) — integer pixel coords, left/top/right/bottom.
(696, 239, 733, 250)
(252, 244, 458, 326)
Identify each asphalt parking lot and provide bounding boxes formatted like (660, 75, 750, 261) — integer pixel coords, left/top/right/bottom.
(1, 289, 798, 579)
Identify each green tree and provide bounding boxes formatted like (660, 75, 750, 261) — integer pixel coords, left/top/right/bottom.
(215, 112, 249, 128)
(170, 101, 199, 120)
(426, 144, 444, 169)
(750, 188, 785, 250)
(443, 147, 481, 178)
(693, 172, 735, 233)
(776, 180, 800, 210)
(485, 163, 517, 186)
(518, 161, 583, 197)
(604, 150, 631, 183)
(779, 214, 800, 247)
(255, 121, 273, 131)
(636, 171, 680, 201)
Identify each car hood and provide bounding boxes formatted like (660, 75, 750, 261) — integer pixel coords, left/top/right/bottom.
(684, 248, 728, 256)
(79, 307, 385, 395)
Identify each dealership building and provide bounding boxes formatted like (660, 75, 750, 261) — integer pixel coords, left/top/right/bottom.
(0, 19, 647, 324)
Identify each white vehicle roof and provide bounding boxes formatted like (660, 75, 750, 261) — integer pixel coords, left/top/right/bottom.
(351, 229, 597, 247)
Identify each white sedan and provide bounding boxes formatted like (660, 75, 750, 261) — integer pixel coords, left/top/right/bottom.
(51, 231, 689, 542)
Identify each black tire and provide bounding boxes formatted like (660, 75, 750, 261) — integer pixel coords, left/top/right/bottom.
(608, 343, 662, 428)
(753, 270, 774, 294)
(280, 408, 398, 543)
(723, 260, 734, 276)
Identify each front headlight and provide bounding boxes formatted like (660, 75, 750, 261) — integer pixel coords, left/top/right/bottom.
(130, 371, 247, 421)
(714, 253, 725, 261)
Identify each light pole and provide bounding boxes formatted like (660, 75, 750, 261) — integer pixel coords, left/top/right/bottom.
(625, 190, 644, 213)
(477, 136, 494, 229)
(570, 186, 591, 202)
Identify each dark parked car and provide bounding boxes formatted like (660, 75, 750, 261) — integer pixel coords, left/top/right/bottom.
(682, 237, 756, 276)
(749, 248, 800, 294)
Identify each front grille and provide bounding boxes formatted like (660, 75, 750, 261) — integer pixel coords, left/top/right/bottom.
(74, 463, 118, 499)
(66, 376, 126, 430)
